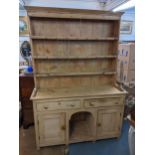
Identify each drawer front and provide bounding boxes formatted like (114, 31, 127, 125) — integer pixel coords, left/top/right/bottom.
(37, 100, 81, 111)
(84, 97, 123, 108)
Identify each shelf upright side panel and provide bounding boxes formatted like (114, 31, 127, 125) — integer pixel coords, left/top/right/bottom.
(27, 16, 38, 88)
(113, 20, 121, 85)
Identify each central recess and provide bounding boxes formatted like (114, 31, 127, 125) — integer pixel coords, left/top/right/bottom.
(69, 112, 94, 141)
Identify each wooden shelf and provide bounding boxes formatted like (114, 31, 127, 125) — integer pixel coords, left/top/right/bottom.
(29, 13, 120, 21)
(31, 36, 118, 41)
(35, 71, 116, 77)
(33, 55, 117, 60)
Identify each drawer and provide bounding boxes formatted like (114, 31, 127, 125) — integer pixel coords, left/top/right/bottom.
(37, 100, 81, 111)
(84, 97, 123, 108)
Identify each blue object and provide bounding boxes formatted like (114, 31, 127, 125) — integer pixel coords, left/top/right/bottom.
(27, 66, 33, 73)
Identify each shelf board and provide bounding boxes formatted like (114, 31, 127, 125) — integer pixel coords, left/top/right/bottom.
(31, 36, 118, 41)
(35, 71, 116, 77)
(33, 55, 117, 60)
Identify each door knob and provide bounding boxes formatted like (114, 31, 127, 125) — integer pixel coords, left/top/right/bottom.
(58, 102, 61, 105)
(44, 106, 48, 109)
(61, 125, 66, 130)
(70, 104, 75, 107)
(89, 102, 94, 106)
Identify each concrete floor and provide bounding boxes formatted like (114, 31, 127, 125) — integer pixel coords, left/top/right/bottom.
(19, 126, 66, 155)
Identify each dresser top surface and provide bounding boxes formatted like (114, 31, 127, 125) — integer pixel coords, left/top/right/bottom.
(31, 85, 126, 100)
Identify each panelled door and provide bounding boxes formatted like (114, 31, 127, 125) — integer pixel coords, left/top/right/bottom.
(38, 112, 66, 146)
(96, 107, 123, 138)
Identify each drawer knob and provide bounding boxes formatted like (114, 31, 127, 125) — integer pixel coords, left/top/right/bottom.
(44, 106, 48, 109)
(89, 102, 94, 106)
(70, 104, 75, 107)
(97, 123, 101, 127)
(58, 102, 61, 105)
(115, 102, 119, 105)
(61, 125, 66, 130)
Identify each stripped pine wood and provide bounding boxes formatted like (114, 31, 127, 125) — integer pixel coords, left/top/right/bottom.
(26, 6, 123, 20)
(27, 6, 126, 150)
(32, 40, 117, 59)
(33, 55, 117, 59)
(34, 59, 116, 74)
(36, 75, 114, 90)
(32, 85, 126, 100)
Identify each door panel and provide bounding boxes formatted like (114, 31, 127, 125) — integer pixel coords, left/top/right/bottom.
(38, 112, 66, 145)
(97, 108, 122, 137)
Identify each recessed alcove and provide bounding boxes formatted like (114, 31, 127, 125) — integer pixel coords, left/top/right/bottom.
(69, 111, 94, 142)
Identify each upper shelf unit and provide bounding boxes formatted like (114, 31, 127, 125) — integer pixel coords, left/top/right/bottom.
(30, 18, 120, 39)
(26, 7, 122, 89)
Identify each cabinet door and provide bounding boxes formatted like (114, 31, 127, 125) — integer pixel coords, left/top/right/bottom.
(97, 108, 122, 138)
(38, 112, 66, 145)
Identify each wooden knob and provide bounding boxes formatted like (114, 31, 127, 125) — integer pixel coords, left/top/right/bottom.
(89, 102, 94, 106)
(115, 102, 118, 105)
(58, 102, 61, 105)
(44, 106, 48, 109)
(61, 125, 66, 130)
(70, 104, 75, 107)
